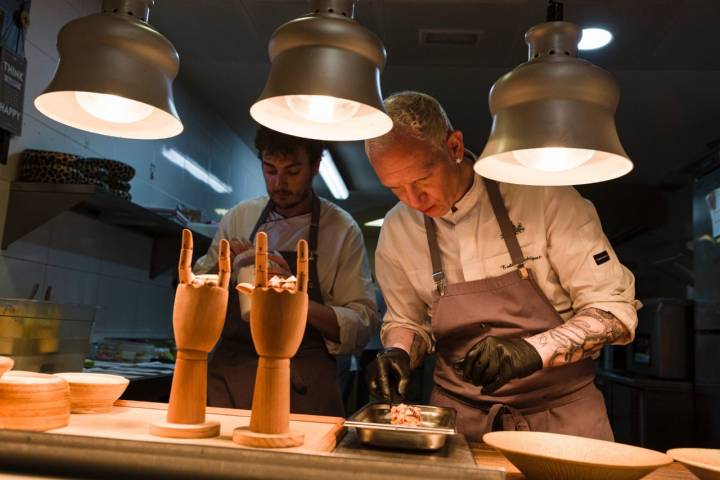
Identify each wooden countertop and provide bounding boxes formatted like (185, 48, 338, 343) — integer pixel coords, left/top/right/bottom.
(470, 443, 695, 479)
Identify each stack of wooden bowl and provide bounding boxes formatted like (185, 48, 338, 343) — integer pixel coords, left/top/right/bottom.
(54, 372, 129, 414)
(0, 367, 71, 431)
(0, 358, 130, 430)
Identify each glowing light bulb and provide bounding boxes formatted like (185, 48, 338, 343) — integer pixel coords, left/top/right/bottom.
(285, 95, 360, 124)
(512, 148, 595, 172)
(75, 92, 155, 124)
(578, 28, 613, 50)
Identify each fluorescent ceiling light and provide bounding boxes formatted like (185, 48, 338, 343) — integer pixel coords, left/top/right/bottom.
(578, 28, 613, 50)
(161, 147, 232, 194)
(319, 150, 349, 200)
(215, 208, 229, 216)
(364, 218, 384, 227)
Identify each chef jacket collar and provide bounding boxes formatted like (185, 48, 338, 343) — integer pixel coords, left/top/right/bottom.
(440, 171, 481, 226)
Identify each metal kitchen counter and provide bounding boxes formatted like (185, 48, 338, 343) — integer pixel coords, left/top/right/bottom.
(0, 401, 503, 480)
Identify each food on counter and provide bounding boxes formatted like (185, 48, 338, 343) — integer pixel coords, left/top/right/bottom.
(268, 275, 297, 290)
(92, 338, 176, 363)
(389, 403, 423, 426)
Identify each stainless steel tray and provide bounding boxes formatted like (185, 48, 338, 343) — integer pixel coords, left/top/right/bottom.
(344, 403, 457, 451)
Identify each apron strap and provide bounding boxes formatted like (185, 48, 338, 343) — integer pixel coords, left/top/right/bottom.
(482, 177, 526, 269)
(424, 216, 447, 296)
(249, 198, 275, 242)
(485, 403, 531, 435)
(308, 194, 322, 297)
(424, 176, 527, 295)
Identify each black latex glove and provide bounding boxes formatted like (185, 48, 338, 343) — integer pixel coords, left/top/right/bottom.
(366, 347, 411, 404)
(461, 336, 543, 394)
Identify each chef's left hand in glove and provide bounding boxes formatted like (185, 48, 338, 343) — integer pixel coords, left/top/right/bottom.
(461, 337, 543, 394)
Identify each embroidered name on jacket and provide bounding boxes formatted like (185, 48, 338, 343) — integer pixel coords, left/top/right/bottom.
(502, 255, 541, 269)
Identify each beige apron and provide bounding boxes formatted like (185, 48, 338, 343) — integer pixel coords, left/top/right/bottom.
(426, 177, 613, 442)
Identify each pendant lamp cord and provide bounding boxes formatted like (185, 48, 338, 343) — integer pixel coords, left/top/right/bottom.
(546, 0, 564, 21)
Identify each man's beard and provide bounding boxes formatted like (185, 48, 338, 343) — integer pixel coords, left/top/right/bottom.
(271, 188, 311, 210)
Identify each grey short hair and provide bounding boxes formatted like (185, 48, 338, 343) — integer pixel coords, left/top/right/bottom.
(366, 91, 454, 157)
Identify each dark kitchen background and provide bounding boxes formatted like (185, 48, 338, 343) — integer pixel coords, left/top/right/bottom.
(0, 0, 717, 451)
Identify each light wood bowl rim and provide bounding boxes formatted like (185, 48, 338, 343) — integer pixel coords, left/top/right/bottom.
(1, 370, 67, 385)
(667, 448, 720, 473)
(483, 431, 673, 470)
(53, 372, 130, 386)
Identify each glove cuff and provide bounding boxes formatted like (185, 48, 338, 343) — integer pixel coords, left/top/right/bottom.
(378, 347, 411, 363)
(518, 338, 544, 375)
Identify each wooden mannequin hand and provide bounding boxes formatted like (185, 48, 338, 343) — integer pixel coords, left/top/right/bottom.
(174, 229, 230, 353)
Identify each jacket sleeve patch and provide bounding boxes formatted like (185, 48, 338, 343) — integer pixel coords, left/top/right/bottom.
(593, 250, 610, 265)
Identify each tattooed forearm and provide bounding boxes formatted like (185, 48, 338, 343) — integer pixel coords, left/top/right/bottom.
(525, 308, 630, 368)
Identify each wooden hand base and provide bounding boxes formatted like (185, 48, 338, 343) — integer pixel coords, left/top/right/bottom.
(232, 426, 304, 448)
(149, 419, 220, 439)
(231, 357, 305, 448)
(150, 350, 218, 439)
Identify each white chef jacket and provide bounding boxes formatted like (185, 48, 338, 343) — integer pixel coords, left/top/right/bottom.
(194, 195, 378, 356)
(376, 174, 640, 360)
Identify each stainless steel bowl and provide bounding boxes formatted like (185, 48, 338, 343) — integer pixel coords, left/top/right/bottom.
(345, 403, 457, 451)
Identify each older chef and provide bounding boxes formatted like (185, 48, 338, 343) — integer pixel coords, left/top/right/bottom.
(365, 91, 639, 441)
(195, 126, 378, 416)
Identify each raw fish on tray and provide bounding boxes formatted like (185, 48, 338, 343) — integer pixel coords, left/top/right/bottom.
(389, 403, 423, 426)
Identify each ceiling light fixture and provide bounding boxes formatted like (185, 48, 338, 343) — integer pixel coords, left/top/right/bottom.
(475, 1, 632, 185)
(578, 28, 613, 50)
(250, 0, 392, 141)
(364, 218, 384, 227)
(319, 150, 349, 200)
(34, 0, 183, 139)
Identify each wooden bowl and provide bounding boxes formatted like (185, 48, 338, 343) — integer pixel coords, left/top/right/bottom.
(483, 431, 672, 480)
(54, 372, 129, 413)
(667, 448, 720, 480)
(0, 371, 70, 431)
(0, 356, 12, 377)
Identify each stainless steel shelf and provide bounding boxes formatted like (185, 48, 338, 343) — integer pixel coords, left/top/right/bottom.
(1, 182, 212, 279)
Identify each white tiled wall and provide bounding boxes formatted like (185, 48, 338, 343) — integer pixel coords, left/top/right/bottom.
(0, 0, 266, 342)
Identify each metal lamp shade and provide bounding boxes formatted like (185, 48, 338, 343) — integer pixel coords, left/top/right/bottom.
(475, 22, 633, 185)
(250, 7, 392, 141)
(34, 10, 183, 140)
